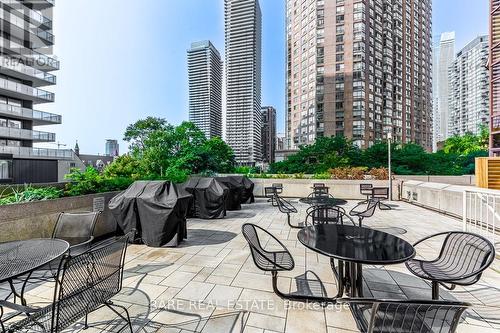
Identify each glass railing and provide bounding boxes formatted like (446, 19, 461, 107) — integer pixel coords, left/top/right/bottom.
(0, 103, 61, 123)
(2, 0, 52, 28)
(0, 56, 56, 84)
(0, 37, 59, 70)
(0, 146, 73, 159)
(0, 77, 54, 102)
(32, 110, 61, 123)
(0, 127, 54, 141)
(32, 130, 55, 141)
(0, 7, 54, 43)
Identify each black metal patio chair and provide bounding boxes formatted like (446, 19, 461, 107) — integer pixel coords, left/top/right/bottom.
(312, 186, 329, 197)
(349, 199, 378, 227)
(52, 211, 100, 255)
(265, 186, 277, 206)
(241, 223, 335, 304)
(4, 233, 132, 332)
(371, 187, 392, 210)
(272, 183, 283, 195)
(313, 183, 326, 188)
(405, 231, 495, 300)
(339, 298, 470, 333)
(275, 194, 301, 228)
(306, 206, 355, 226)
(360, 184, 373, 201)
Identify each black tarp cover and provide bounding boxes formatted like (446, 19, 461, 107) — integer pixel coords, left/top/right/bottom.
(181, 177, 227, 219)
(215, 177, 243, 211)
(109, 181, 191, 247)
(228, 176, 255, 203)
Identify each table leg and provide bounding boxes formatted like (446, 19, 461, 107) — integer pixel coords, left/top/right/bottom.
(332, 259, 345, 297)
(349, 263, 358, 297)
(356, 263, 363, 297)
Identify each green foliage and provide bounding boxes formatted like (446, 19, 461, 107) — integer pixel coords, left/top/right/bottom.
(103, 155, 142, 179)
(65, 167, 133, 196)
(0, 185, 63, 205)
(312, 172, 331, 180)
(443, 126, 489, 155)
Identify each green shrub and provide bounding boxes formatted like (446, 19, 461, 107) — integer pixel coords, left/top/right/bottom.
(0, 185, 63, 205)
(313, 172, 331, 180)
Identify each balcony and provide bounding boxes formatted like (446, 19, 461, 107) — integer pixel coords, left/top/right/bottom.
(2, 0, 52, 29)
(0, 37, 59, 72)
(0, 77, 54, 103)
(0, 103, 61, 125)
(18, 0, 54, 11)
(0, 9, 54, 47)
(0, 146, 73, 160)
(0, 126, 55, 142)
(0, 56, 56, 87)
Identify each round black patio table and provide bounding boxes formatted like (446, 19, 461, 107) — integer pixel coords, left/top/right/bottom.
(299, 197, 348, 206)
(0, 239, 69, 307)
(297, 224, 415, 297)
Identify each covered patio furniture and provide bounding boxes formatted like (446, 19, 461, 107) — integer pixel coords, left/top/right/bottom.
(215, 177, 243, 211)
(229, 176, 255, 203)
(182, 177, 227, 219)
(405, 231, 495, 300)
(109, 181, 191, 247)
(275, 194, 300, 228)
(242, 223, 336, 304)
(340, 298, 470, 333)
(4, 234, 132, 333)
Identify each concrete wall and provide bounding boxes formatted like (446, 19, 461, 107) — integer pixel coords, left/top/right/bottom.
(0, 191, 120, 242)
(250, 178, 399, 200)
(395, 175, 475, 186)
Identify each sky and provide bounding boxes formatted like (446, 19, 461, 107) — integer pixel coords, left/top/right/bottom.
(39, 0, 488, 155)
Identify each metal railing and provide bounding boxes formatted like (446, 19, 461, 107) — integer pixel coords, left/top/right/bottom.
(463, 188, 500, 247)
(0, 146, 73, 159)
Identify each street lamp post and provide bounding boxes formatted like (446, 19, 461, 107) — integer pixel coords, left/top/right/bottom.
(387, 132, 393, 201)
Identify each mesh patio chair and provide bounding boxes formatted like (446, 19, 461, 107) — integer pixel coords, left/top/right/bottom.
(339, 298, 470, 333)
(272, 183, 283, 195)
(241, 223, 335, 304)
(360, 184, 373, 201)
(306, 206, 355, 227)
(265, 187, 278, 206)
(371, 187, 392, 210)
(312, 186, 329, 197)
(4, 233, 132, 333)
(313, 183, 326, 188)
(405, 231, 495, 300)
(349, 199, 378, 227)
(275, 194, 301, 228)
(52, 212, 100, 256)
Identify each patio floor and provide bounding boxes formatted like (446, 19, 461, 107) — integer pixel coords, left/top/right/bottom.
(7, 199, 500, 332)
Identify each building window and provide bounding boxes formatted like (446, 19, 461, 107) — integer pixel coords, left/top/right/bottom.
(0, 160, 12, 180)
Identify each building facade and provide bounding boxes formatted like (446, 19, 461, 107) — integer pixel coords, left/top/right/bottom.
(0, 0, 77, 183)
(448, 36, 489, 137)
(261, 106, 276, 164)
(433, 32, 455, 149)
(224, 0, 262, 165)
(105, 139, 119, 157)
(187, 40, 222, 139)
(285, 0, 433, 151)
(490, 0, 500, 155)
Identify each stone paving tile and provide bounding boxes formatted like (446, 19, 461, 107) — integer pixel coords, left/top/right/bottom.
(6, 198, 500, 332)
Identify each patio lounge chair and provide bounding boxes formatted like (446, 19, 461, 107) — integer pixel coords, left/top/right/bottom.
(4, 234, 132, 333)
(349, 199, 378, 227)
(340, 298, 470, 333)
(306, 206, 355, 226)
(242, 223, 336, 304)
(275, 194, 301, 228)
(405, 231, 495, 300)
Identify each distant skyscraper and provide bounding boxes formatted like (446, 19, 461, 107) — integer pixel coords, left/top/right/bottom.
(433, 32, 455, 150)
(448, 36, 489, 137)
(489, 0, 500, 156)
(224, 0, 262, 165)
(261, 106, 276, 164)
(187, 40, 223, 139)
(286, 0, 433, 150)
(105, 139, 119, 157)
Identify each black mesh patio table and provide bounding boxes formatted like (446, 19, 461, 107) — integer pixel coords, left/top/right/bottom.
(299, 197, 348, 206)
(0, 239, 69, 284)
(297, 224, 415, 297)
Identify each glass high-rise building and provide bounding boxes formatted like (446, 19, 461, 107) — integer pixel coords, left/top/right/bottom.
(224, 0, 262, 165)
(105, 139, 119, 157)
(261, 106, 276, 164)
(285, 0, 433, 150)
(448, 36, 489, 137)
(187, 40, 222, 139)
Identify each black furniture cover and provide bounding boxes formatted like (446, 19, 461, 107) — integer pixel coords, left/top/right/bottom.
(229, 176, 255, 203)
(109, 181, 192, 247)
(181, 177, 228, 219)
(215, 177, 243, 211)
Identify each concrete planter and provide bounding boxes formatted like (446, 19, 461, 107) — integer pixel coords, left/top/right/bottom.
(250, 178, 399, 200)
(0, 191, 121, 242)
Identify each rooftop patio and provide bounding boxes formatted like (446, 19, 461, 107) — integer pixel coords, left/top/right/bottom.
(4, 198, 500, 332)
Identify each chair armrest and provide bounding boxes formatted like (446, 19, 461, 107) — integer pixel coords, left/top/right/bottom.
(69, 236, 94, 255)
(0, 300, 39, 314)
(337, 298, 471, 307)
(412, 231, 451, 247)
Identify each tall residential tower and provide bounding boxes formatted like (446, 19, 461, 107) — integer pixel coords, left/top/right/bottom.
(433, 32, 455, 149)
(0, 0, 76, 183)
(448, 36, 489, 137)
(187, 40, 223, 139)
(224, 0, 262, 165)
(261, 106, 276, 164)
(286, 0, 433, 150)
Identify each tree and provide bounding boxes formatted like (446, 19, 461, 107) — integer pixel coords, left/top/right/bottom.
(123, 117, 170, 153)
(442, 126, 489, 156)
